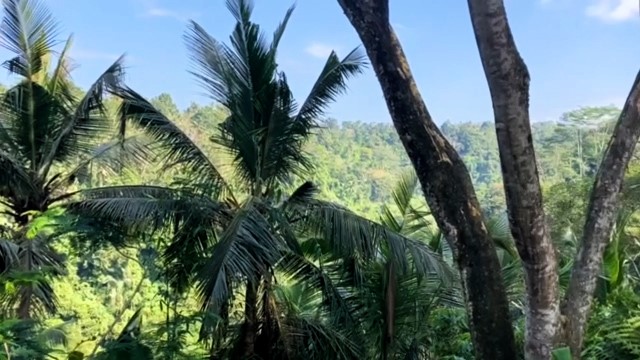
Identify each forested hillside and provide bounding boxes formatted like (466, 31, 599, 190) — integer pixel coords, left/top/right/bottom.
(154, 93, 622, 218)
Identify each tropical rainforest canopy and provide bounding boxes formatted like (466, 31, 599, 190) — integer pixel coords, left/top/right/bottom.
(0, 0, 639, 359)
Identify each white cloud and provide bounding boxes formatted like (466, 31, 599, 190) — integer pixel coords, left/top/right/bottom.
(305, 42, 338, 59)
(143, 6, 199, 22)
(135, 0, 198, 22)
(586, 0, 638, 22)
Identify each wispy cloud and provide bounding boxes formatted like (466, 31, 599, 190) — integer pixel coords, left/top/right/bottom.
(305, 42, 339, 59)
(143, 6, 198, 22)
(586, 0, 639, 22)
(136, 0, 199, 22)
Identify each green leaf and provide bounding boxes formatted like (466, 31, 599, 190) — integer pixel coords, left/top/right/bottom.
(551, 346, 572, 360)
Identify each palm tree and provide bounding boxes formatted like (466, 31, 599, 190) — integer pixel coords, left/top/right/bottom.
(71, 0, 450, 358)
(357, 170, 461, 359)
(0, 0, 144, 319)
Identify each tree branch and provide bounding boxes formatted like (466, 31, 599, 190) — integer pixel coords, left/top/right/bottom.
(563, 69, 640, 357)
(466, 0, 559, 358)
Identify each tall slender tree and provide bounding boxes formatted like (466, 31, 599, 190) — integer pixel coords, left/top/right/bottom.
(0, 0, 144, 319)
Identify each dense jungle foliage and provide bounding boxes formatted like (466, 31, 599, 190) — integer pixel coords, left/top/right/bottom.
(0, 0, 639, 359)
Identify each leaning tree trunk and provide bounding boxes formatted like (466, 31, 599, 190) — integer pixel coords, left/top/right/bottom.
(466, 1, 559, 359)
(336, 1, 517, 359)
(562, 71, 640, 358)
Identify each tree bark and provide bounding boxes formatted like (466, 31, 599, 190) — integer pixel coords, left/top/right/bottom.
(239, 278, 259, 358)
(336, 1, 517, 359)
(466, 1, 559, 359)
(562, 70, 640, 358)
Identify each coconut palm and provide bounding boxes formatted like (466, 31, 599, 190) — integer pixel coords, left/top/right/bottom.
(352, 170, 461, 359)
(69, 0, 450, 358)
(0, 0, 145, 319)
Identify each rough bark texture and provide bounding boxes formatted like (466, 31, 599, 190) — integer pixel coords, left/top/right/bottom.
(562, 70, 640, 358)
(466, 1, 559, 359)
(336, 1, 517, 359)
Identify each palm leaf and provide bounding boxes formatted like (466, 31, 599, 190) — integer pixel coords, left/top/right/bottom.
(293, 198, 453, 281)
(45, 33, 74, 98)
(270, 3, 294, 51)
(295, 47, 366, 123)
(0, 0, 59, 79)
(113, 86, 231, 198)
(260, 48, 367, 188)
(485, 214, 519, 259)
(0, 238, 19, 273)
(49, 135, 152, 195)
(0, 149, 35, 199)
(38, 55, 126, 177)
(1, 81, 67, 170)
(277, 253, 357, 328)
(196, 201, 282, 314)
(281, 316, 362, 359)
(0, 232, 65, 317)
(0, 0, 59, 171)
(184, 21, 237, 106)
(68, 185, 226, 231)
(189, 3, 274, 188)
(163, 213, 220, 293)
(380, 169, 434, 240)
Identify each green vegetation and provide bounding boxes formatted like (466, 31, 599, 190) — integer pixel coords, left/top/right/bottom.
(0, 0, 639, 359)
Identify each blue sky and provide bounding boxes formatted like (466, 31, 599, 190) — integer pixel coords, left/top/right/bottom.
(4, 0, 639, 123)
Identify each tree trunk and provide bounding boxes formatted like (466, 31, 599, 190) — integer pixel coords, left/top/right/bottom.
(336, 1, 517, 359)
(382, 261, 396, 360)
(239, 278, 259, 358)
(562, 71, 640, 358)
(466, 1, 559, 359)
(17, 292, 31, 320)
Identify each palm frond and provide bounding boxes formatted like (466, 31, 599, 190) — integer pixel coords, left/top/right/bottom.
(0, 0, 59, 79)
(0, 120, 18, 154)
(196, 201, 282, 314)
(38, 55, 125, 177)
(380, 169, 433, 240)
(49, 135, 152, 195)
(271, 3, 294, 51)
(0, 232, 65, 317)
(294, 199, 453, 281)
(0, 238, 19, 273)
(295, 47, 366, 123)
(281, 316, 362, 360)
(113, 86, 231, 198)
(0, 149, 35, 199)
(184, 21, 236, 106)
(36, 320, 68, 348)
(391, 170, 419, 217)
(485, 214, 519, 259)
(277, 253, 357, 328)
(67, 185, 226, 231)
(192, 3, 274, 188)
(258, 73, 315, 188)
(163, 214, 219, 293)
(1, 81, 68, 170)
(45, 33, 74, 98)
